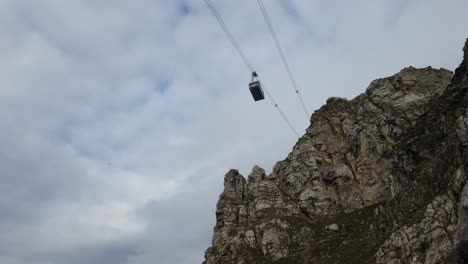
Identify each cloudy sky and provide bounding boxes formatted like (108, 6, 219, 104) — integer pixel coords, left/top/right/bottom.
(0, 0, 467, 263)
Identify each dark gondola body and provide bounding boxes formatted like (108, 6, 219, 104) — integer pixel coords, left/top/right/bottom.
(249, 78, 265, 101)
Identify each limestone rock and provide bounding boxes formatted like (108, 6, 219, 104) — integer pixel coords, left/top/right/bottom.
(273, 65, 452, 218)
(456, 184, 468, 263)
(204, 39, 468, 264)
(326, 223, 339, 231)
(375, 195, 456, 264)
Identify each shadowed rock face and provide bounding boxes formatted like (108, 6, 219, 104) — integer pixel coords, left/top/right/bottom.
(455, 39, 468, 264)
(457, 181, 468, 262)
(457, 241, 468, 263)
(204, 39, 468, 264)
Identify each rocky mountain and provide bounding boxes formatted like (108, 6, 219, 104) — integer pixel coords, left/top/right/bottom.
(203, 39, 468, 264)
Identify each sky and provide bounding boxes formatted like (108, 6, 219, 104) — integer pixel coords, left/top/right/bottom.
(0, 0, 467, 263)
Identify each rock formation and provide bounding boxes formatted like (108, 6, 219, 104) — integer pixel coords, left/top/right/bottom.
(204, 39, 468, 264)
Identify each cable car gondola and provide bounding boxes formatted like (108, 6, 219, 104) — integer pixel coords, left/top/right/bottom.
(249, 71, 265, 101)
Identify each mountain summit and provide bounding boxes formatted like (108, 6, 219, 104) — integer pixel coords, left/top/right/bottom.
(203, 39, 468, 264)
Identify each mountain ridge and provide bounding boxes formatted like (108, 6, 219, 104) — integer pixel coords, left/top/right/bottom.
(204, 39, 468, 264)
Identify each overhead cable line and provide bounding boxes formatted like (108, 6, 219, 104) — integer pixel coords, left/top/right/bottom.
(257, 77, 299, 137)
(257, 0, 310, 119)
(204, 0, 300, 137)
(204, 0, 254, 72)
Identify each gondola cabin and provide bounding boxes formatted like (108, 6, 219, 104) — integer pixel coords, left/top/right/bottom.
(249, 72, 265, 101)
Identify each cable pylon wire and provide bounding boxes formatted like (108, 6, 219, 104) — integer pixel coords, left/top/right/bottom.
(257, 0, 310, 119)
(204, 0, 300, 138)
(204, 0, 254, 72)
(258, 77, 300, 137)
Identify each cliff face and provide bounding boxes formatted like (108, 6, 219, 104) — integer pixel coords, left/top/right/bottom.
(204, 39, 468, 264)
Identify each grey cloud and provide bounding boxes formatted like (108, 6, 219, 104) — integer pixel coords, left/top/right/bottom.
(0, 0, 467, 264)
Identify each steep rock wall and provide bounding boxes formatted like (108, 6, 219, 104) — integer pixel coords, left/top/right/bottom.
(204, 39, 468, 264)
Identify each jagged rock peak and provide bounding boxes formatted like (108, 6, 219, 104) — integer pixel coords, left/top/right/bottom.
(248, 165, 266, 183)
(452, 38, 468, 86)
(454, 38, 468, 263)
(205, 39, 468, 264)
(222, 169, 246, 199)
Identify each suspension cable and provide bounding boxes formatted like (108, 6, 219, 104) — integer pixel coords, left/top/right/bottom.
(257, 0, 310, 119)
(204, 0, 299, 137)
(257, 77, 300, 137)
(204, 0, 254, 72)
